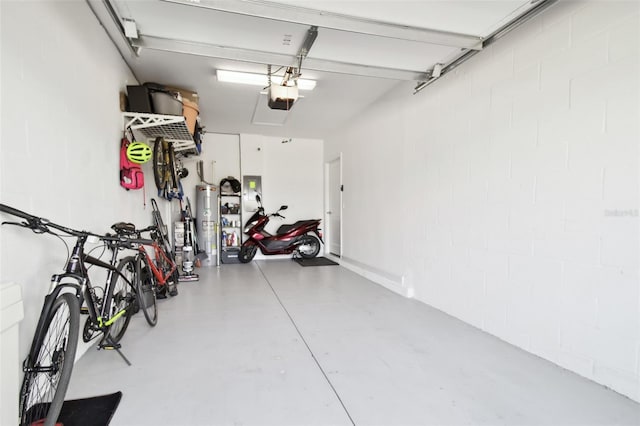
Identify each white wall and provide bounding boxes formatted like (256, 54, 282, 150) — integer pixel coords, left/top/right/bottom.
(325, 1, 640, 401)
(0, 0, 149, 374)
(179, 132, 241, 205)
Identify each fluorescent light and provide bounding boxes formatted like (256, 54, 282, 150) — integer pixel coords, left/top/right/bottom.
(216, 70, 316, 91)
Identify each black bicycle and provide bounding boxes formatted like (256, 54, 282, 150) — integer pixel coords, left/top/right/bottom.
(153, 137, 187, 201)
(0, 203, 150, 426)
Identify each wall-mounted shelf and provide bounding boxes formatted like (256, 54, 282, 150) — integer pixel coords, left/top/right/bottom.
(220, 193, 242, 256)
(123, 112, 198, 156)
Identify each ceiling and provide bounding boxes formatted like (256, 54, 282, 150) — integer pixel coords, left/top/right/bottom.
(90, 0, 552, 139)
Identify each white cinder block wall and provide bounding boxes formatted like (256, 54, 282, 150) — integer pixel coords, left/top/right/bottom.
(325, 1, 639, 401)
(0, 1, 149, 364)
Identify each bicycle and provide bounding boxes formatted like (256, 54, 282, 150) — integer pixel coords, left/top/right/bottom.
(0, 203, 149, 426)
(153, 136, 187, 200)
(150, 198, 180, 296)
(110, 221, 178, 321)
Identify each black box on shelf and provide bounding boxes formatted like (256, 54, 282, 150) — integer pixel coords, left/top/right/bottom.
(126, 85, 153, 113)
(221, 247, 241, 264)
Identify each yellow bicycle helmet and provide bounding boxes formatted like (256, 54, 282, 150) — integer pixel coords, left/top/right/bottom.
(126, 142, 152, 164)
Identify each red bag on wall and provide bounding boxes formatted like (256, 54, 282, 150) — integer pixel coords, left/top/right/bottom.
(120, 138, 144, 190)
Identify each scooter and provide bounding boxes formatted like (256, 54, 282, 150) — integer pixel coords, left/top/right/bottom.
(239, 195, 323, 263)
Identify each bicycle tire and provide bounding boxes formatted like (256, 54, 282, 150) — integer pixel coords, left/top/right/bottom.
(137, 255, 158, 326)
(152, 137, 169, 191)
(162, 252, 180, 297)
(151, 199, 173, 256)
(106, 257, 135, 343)
(20, 293, 79, 426)
(167, 142, 179, 194)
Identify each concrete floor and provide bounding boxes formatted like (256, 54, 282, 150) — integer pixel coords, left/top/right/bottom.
(67, 260, 640, 425)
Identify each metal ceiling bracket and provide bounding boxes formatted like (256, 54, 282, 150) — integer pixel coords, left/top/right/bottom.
(414, 0, 558, 94)
(298, 26, 318, 60)
(295, 25, 318, 77)
(160, 0, 484, 50)
(133, 35, 429, 81)
(91, 0, 140, 57)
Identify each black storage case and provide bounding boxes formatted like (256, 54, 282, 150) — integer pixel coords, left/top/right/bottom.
(221, 248, 241, 264)
(126, 85, 153, 113)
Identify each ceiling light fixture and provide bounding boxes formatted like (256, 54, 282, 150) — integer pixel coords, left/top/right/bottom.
(216, 70, 316, 91)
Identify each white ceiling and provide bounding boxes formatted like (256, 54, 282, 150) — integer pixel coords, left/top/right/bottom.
(92, 0, 547, 139)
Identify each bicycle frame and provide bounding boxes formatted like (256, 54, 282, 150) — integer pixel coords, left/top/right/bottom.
(83, 239, 135, 330)
(32, 235, 135, 351)
(138, 240, 177, 287)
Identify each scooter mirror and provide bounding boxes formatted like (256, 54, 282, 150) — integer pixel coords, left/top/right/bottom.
(255, 195, 261, 203)
(280, 205, 288, 211)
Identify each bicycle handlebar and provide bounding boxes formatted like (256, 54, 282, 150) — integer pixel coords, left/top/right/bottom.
(111, 236, 155, 249)
(137, 225, 157, 234)
(0, 203, 86, 236)
(0, 203, 154, 247)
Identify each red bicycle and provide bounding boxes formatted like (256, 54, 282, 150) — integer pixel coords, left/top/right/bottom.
(111, 222, 179, 326)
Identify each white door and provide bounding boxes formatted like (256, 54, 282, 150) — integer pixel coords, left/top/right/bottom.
(327, 158, 341, 257)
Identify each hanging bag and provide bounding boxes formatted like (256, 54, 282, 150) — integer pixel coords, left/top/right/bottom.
(120, 137, 144, 190)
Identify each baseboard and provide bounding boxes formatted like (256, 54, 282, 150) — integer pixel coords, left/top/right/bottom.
(340, 257, 410, 298)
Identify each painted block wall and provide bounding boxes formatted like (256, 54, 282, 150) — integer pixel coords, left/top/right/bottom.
(0, 0, 148, 373)
(325, 1, 640, 401)
(179, 133, 241, 205)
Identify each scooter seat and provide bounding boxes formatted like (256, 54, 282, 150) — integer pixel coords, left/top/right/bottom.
(276, 220, 316, 235)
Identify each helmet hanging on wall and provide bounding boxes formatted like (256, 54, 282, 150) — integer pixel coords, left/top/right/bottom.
(126, 142, 152, 164)
(220, 177, 241, 193)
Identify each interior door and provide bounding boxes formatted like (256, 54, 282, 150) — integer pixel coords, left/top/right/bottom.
(328, 157, 341, 257)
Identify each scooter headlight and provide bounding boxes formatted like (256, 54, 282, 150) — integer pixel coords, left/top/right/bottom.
(244, 220, 257, 233)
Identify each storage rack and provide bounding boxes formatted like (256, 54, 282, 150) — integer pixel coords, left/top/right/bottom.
(123, 112, 199, 156)
(219, 193, 242, 263)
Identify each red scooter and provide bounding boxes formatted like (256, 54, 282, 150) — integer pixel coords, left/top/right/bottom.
(239, 195, 323, 263)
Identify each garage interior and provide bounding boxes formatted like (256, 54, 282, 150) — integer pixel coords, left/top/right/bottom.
(0, 0, 639, 425)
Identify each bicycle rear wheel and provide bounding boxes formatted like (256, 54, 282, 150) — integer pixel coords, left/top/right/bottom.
(137, 255, 158, 326)
(20, 293, 79, 426)
(167, 142, 179, 194)
(151, 198, 173, 256)
(152, 137, 169, 191)
(162, 253, 180, 297)
(106, 257, 136, 343)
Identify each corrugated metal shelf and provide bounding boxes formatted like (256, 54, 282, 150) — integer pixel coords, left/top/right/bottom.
(123, 112, 199, 156)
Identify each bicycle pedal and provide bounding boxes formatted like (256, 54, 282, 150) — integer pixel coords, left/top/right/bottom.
(101, 343, 122, 350)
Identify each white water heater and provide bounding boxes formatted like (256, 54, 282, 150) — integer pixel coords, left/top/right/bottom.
(196, 184, 219, 267)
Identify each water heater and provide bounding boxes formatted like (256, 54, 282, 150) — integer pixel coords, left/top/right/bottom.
(195, 184, 219, 267)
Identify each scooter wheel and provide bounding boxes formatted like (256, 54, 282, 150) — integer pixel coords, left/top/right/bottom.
(298, 235, 321, 259)
(239, 245, 257, 263)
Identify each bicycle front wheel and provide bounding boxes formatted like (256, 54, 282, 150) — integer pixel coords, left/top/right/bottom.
(20, 292, 79, 426)
(167, 142, 180, 195)
(106, 257, 136, 343)
(137, 255, 158, 326)
(153, 137, 169, 191)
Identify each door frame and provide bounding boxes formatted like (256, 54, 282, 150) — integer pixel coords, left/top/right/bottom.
(324, 154, 342, 260)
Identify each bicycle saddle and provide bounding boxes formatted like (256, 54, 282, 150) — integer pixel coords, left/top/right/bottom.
(111, 222, 137, 235)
